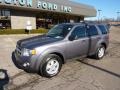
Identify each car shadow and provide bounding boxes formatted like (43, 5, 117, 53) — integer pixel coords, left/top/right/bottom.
(0, 69, 9, 90)
(77, 59, 120, 79)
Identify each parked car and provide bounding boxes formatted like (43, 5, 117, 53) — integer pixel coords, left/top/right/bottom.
(12, 22, 109, 77)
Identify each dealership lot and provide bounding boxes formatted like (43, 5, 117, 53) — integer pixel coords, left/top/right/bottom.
(0, 26, 120, 90)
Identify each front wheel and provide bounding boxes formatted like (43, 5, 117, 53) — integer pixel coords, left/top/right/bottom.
(41, 54, 62, 78)
(94, 45, 106, 60)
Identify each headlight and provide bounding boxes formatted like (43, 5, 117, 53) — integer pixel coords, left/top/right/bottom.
(22, 48, 36, 56)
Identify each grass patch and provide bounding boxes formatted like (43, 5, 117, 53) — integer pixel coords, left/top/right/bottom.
(0, 28, 48, 35)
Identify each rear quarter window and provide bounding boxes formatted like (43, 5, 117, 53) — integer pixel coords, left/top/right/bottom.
(98, 25, 107, 34)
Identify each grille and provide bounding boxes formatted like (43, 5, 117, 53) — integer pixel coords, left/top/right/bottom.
(16, 44, 22, 51)
(16, 45, 22, 56)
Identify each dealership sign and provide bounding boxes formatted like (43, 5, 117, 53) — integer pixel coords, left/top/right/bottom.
(0, 0, 72, 13)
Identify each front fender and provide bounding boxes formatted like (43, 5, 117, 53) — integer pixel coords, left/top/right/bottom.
(34, 47, 65, 74)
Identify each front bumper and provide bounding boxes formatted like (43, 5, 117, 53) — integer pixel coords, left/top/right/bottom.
(12, 51, 38, 73)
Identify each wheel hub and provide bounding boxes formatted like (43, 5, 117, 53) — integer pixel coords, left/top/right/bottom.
(46, 59, 59, 75)
(98, 47, 105, 58)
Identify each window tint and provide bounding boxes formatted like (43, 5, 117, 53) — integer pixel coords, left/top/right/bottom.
(98, 25, 107, 34)
(87, 25, 98, 36)
(71, 26, 86, 39)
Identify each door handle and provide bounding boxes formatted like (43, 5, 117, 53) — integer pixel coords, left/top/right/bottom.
(82, 40, 86, 42)
(97, 37, 101, 40)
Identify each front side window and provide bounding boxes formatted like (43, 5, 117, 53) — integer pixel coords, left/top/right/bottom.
(98, 25, 107, 34)
(47, 24, 73, 38)
(71, 26, 86, 39)
(87, 25, 98, 36)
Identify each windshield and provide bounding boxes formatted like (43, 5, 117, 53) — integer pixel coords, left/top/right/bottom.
(47, 24, 73, 38)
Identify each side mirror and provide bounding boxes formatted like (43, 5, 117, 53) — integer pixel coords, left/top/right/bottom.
(69, 35, 75, 41)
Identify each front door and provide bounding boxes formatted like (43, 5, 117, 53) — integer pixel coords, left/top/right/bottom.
(66, 26, 89, 59)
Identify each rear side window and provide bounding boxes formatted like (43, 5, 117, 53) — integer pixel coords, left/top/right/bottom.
(98, 25, 107, 34)
(87, 25, 98, 36)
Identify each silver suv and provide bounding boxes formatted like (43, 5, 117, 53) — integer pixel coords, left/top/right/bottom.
(12, 23, 109, 77)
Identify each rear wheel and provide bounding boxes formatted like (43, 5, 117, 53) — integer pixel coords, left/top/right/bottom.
(94, 45, 106, 60)
(41, 54, 62, 78)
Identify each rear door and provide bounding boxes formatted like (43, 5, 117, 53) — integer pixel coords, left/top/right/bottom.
(87, 25, 100, 55)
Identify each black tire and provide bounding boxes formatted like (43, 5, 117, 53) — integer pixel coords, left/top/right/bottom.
(94, 45, 106, 60)
(41, 54, 62, 78)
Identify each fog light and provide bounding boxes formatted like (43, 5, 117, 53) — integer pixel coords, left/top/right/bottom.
(23, 63, 30, 67)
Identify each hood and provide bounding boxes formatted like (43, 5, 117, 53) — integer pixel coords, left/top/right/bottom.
(17, 35, 63, 49)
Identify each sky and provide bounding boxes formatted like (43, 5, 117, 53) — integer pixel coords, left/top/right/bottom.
(72, 0, 120, 20)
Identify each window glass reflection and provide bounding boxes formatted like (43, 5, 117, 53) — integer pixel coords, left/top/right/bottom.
(0, 10, 1, 16)
(0, 9, 10, 16)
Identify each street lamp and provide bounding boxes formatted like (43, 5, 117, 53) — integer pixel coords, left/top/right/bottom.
(98, 9, 102, 23)
(117, 11, 120, 22)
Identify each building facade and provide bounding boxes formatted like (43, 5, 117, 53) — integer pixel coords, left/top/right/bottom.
(0, 0, 96, 29)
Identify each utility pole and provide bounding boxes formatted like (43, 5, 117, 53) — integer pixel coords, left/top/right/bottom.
(98, 9, 102, 23)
